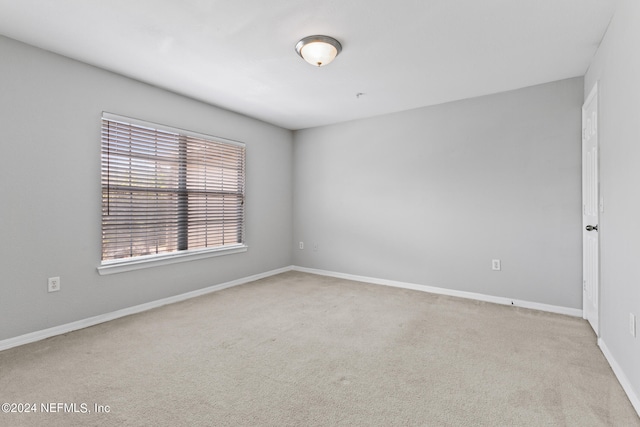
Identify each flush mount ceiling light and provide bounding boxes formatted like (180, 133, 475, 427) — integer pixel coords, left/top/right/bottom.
(295, 35, 342, 67)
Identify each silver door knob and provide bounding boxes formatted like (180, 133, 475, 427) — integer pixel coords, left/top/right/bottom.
(586, 225, 598, 232)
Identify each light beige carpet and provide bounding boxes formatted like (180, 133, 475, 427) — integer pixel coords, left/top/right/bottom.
(0, 271, 638, 426)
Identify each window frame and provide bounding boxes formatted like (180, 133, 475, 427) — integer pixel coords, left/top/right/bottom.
(97, 112, 247, 275)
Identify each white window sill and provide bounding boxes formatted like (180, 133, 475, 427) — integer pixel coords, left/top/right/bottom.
(97, 244, 248, 275)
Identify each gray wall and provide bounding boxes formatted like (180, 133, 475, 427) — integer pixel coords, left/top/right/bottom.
(584, 0, 640, 403)
(293, 77, 584, 309)
(0, 36, 293, 341)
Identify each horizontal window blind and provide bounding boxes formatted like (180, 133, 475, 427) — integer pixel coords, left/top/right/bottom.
(101, 114, 245, 262)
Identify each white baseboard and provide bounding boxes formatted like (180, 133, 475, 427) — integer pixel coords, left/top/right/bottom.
(0, 266, 294, 352)
(0, 264, 582, 349)
(292, 266, 583, 317)
(598, 338, 640, 417)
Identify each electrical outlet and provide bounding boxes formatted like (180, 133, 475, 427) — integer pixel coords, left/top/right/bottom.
(48, 277, 60, 293)
(630, 313, 636, 338)
(299, 241, 304, 250)
(313, 243, 318, 252)
(492, 259, 501, 271)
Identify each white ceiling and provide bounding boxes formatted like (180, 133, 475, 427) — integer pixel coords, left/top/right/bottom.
(0, 0, 615, 130)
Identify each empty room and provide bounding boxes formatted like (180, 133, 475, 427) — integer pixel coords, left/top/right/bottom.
(1, 0, 639, 425)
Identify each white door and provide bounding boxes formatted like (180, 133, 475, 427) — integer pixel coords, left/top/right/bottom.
(582, 83, 599, 335)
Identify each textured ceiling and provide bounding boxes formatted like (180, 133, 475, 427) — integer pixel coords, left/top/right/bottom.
(0, 0, 616, 130)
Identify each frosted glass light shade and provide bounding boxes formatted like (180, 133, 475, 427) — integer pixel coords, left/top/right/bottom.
(295, 35, 342, 67)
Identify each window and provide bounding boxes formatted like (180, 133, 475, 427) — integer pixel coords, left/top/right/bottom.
(100, 113, 246, 270)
